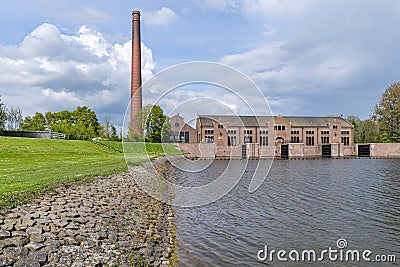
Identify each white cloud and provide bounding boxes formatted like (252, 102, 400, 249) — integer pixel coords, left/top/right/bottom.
(201, 0, 238, 12)
(221, 40, 365, 95)
(0, 23, 156, 126)
(143, 7, 178, 27)
(221, 42, 288, 76)
(216, 1, 400, 117)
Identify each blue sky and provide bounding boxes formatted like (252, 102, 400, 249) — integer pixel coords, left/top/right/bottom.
(1, 0, 400, 127)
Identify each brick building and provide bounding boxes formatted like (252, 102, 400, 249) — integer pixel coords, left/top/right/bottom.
(169, 114, 196, 143)
(195, 115, 355, 158)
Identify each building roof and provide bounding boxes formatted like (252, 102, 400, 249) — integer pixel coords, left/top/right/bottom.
(197, 115, 353, 128)
(198, 115, 272, 127)
(284, 116, 353, 128)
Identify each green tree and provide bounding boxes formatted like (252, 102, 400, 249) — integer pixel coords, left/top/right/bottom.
(100, 116, 120, 141)
(347, 115, 382, 143)
(161, 120, 171, 143)
(21, 106, 101, 139)
(72, 106, 100, 137)
(346, 115, 362, 143)
(49, 106, 100, 139)
(373, 82, 400, 142)
(126, 127, 144, 142)
(359, 119, 380, 143)
(137, 105, 169, 143)
(21, 112, 47, 131)
(110, 124, 120, 141)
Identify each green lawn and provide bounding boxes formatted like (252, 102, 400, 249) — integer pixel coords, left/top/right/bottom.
(123, 142, 182, 166)
(96, 140, 124, 152)
(0, 137, 180, 209)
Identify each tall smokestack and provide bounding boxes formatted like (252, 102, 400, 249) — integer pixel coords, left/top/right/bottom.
(130, 10, 142, 134)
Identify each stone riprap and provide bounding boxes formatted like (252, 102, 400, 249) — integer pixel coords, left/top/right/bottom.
(0, 164, 175, 266)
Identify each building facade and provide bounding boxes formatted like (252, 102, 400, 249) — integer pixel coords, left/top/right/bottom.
(169, 114, 196, 143)
(195, 115, 355, 158)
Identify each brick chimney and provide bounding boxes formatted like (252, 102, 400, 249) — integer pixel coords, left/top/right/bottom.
(130, 10, 142, 134)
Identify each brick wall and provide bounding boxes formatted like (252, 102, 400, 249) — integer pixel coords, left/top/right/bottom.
(370, 143, 400, 157)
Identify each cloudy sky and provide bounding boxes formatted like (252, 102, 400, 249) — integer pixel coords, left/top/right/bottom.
(1, 0, 400, 127)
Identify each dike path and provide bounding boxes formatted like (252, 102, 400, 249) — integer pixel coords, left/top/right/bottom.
(0, 161, 175, 267)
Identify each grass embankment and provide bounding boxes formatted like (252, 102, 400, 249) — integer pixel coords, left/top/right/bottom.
(123, 142, 182, 166)
(0, 137, 180, 210)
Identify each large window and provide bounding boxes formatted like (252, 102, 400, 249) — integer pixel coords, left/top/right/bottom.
(305, 130, 314, 146)
(321, 136, 330, 144)
(260, 129, 268, 146)
(274, 125, 286, 131)
(321, 130, 330, 144)
(204, 129, 214, 143)
(291, 136, 300, 143)
(244, 136, 253, 143)
(180, 132, 189, 143)
(306, 136, 314, 146)
(228, 129, 237, 146)
(341, 130, 350, 145)
(342, 136, 350, 146)
(244, 130, 253, 144)
(170, 132, 179, 142)
(291, 130, 300, 143)
(205, 136, 214, 143)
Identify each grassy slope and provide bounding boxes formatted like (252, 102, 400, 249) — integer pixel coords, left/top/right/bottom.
(0, 137, 180, 209)
(123, 142, 181, 166)
(95, 140, 182, 164)
(96, 140, 124, 152)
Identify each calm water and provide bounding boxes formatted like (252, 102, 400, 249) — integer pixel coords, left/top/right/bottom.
(172, 159, 400, 266)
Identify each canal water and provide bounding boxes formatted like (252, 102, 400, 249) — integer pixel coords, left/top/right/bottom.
(172, 158, 399, 266)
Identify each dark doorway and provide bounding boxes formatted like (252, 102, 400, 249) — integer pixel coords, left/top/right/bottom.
(322, 144, 332, 158)
(281, 144, 289, 159)
(242, 145, 247, 159)
(358, 144, 370, 157)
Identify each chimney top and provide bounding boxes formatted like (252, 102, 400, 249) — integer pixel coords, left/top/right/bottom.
(132, 10, 141, 20)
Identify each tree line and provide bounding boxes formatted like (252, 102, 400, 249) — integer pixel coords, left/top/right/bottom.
(0, 98, 120, 141)
(0, 98, 170, 142)
(20, 106, 102, 140)
(346, 82, 400, 143)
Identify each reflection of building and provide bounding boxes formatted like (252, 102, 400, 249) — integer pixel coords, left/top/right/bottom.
(195, 115, 355, 158)
(169, 114, 196, 143)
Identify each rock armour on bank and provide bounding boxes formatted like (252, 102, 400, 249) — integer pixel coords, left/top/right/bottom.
(0, 166, 174, 267)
